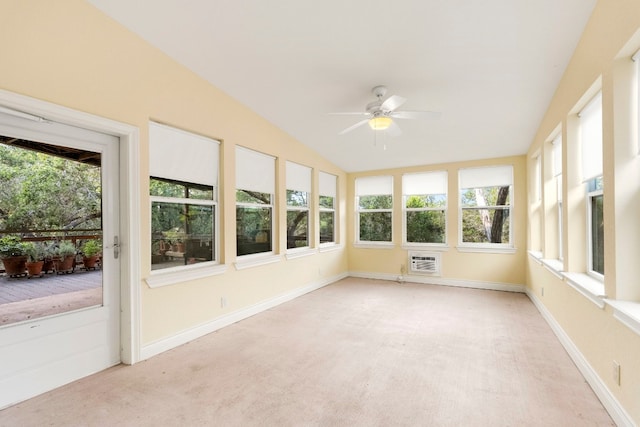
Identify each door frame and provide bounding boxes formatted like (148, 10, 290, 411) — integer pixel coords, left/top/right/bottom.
(0, 89, 142, 364)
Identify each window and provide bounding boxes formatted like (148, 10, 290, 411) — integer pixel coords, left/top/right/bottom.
(319, 172, 337, 245)
(587, 177, 604, 276)
(355, 176, 393, 244)
(402, 171, 447, 245)
(149, 122, 219, 271)
(286, 161, 311, 250)
(459, 165, 513, 247)
(579, 92, 604, 277)
(236, 147, 275, 257)
(551, 133, 563, 260)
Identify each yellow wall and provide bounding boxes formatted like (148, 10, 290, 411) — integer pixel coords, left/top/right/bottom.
(0, 0, 348, 344)
(526, 0, 640, 423)
(348, 155, 527, 286)
(2, 0, 638, 422)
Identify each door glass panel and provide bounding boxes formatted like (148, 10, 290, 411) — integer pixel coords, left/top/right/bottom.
(0, 137, 103, 326)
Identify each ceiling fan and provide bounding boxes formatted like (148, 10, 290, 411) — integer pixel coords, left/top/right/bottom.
(331, 85, 441, 136)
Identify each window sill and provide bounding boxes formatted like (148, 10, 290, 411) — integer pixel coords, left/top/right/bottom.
(541, 258, 564, 279)
(604, 299, 640, 337)
(234, 253, 282, 270)
(319, 243, 342, 253)
(285, 247, 317, 260)
(353, 242, 395, 250)
(146, 263, 228, 288)
(402, 244, 450, 252)
(456, 245, 516, 254)
(527, 250, 543, 262)
(562, 272, 606, 308)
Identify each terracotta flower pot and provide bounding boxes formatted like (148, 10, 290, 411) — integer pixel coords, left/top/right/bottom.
(42, 258, 55, 274)
(2, 255, 28, 277)
(54, 255, 75, 274)
(26, 260, 44, 278)
(83, 255, 99, 270)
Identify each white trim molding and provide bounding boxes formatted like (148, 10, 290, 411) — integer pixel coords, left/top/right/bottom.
(0, 89, 142, 365)
(348, 271, 525, 293)
(541, 258, 564, 280)
(563, 272, 606, 308)
(146, 264, 228, 288)
(285, 247, 318, 260)
(456, 245, 517, 254)
(527, 291, 635, 427)
(234, 253, 282, 270)
(140, 272, 348, 361)
(605, 299, 640, 337)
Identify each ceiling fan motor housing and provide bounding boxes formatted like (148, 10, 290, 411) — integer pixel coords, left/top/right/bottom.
(366, 101, 385, 116)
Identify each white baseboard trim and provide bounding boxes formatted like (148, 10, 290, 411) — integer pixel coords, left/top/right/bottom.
(348, 271, 526, 293)
(140, 272, 348, 361)
(526, 290, 635, 427)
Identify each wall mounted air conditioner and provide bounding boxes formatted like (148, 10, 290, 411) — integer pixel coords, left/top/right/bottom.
(408, 251, 441, 276)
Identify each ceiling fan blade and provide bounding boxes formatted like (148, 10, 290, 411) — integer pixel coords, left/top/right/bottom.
(387, 121, 402, 137)
(339, 119, 369, 135)
(390, 110, 442, 120)
(328, 112, 370, 116)
(381, 95, 407, 112)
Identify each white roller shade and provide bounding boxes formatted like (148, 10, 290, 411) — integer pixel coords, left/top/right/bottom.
(236, 146, 275, 194)
(579, 92, 603, 182)
(551, 134, 562, 177)
(355, 175, 393, 196)
(459, 165, 513, 189)
(319, 172, 337, 197)
(403, 171, 447, 195)
(149, 122, 219, 186)
(286, 161, 311, 193)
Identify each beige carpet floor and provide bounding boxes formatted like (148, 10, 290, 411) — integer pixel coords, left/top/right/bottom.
(0, 278, 614, 426)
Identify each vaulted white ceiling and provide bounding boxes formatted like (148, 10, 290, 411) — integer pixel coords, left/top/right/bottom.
(88, 0, 596, 172)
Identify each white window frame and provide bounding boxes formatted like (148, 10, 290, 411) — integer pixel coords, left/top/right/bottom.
(458, 165, 514, 253)
(402, 171, 448, 248)
(235, 146, 276, 263)
(587, 180, 604, 280)
(551, 133, 563, 262)
(355, 175, 394, 248)
(148, 122, 221, 280)
(579, 92, 604, 279)
(318, 171, 337, 247)
(285, 161, 311, 253)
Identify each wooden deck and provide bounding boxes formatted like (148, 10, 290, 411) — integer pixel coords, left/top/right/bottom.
(0, 269, 102, 326)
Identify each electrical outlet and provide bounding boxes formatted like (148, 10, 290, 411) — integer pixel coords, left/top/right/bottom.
(613, 360, 620, 385)
(221, 297, 228, 308)
(541, 287, 544, 297)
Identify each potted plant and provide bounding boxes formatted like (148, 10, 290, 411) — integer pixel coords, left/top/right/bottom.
(0, 235, 29, 277)
(81, 239, 101, 270)
(54, 240, 76, 274)
(25, 241, 45, 278)
(42, 241, 56, 274)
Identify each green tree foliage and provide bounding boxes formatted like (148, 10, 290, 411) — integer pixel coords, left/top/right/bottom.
(461, 186, 510, 244)
(405, 195, 446, 243)
(0, 143, 101, 231)
(286, 190, 309, 248)
(358, 195, 393, 241)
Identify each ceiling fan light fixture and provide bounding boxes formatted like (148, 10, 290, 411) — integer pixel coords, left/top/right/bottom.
(368, 116, 393, 130)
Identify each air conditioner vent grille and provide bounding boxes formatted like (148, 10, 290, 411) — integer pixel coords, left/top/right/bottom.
(408, 251, 441, 275)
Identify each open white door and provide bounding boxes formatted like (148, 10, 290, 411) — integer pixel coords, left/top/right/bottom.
(0, 110, 121, 409)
